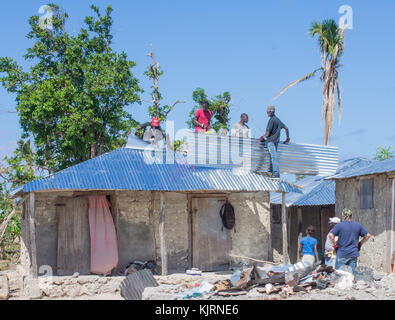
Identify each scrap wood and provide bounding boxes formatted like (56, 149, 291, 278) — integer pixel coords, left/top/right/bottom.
(217, 290, 247, 297)
(229, 254, 280, 265)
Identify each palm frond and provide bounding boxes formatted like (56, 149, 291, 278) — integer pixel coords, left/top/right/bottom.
(272, 68, 323, 101)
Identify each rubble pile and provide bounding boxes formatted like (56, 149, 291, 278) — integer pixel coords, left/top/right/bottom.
(142, 264, 395, 300)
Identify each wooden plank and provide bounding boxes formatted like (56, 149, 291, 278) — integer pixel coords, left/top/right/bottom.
(57, 197, 90, 276)
(282, 193, 289, 264)
(187, 194, 193, 270)
(29, 193, 38, 277)
(159, 193, 167, 275)
(148, 191, 157, 263)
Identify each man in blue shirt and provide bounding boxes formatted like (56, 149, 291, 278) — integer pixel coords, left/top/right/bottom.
(299, 225, 319, 266)
(329, 208, 371, 275)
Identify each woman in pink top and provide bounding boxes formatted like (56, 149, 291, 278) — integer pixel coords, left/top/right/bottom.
(193, 101, 213, 132)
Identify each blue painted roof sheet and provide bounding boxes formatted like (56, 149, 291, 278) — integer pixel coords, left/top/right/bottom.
(328, 157, 395, 180)
(271, 158, 373, 206)
(18, 147, 302, 194)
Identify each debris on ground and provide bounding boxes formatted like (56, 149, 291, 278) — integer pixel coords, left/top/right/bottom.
(122, 260, 159, 276)
(140, 262, 395, 300)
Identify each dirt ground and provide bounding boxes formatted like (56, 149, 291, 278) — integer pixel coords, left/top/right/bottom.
(2, 265, 395, 300)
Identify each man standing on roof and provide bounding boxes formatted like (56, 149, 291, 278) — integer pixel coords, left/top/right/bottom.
(135, 117, 165, 145)
(329, 208, 371, 275)
(231, 113, 250, 138)
(258, 105, 290, 178)
(324, 217, 341, 267)
(193, 100, 213, 133)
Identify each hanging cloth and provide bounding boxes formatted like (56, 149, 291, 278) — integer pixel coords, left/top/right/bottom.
(88, 195, 119, 275)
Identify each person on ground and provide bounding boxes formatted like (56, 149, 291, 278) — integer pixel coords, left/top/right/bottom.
(257, 105, 290, 178)
(299, 225, 320, 266)
(324, 217, 341, 267)
(231, 113, 250, 138)
(328, 208, 371, 275)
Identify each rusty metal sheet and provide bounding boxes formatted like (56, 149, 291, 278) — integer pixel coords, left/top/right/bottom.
(120, 269, 158, 300)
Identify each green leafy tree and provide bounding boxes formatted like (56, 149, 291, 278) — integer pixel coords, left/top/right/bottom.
(273, 19, 345, 145)
(374, 146, 394, 161)
(187, 88, 232, 132)
(0, 4, 142, 172)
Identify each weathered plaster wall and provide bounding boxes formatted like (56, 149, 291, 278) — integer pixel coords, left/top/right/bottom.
(116, 191, 189, 273)
(335, 175, 389, 272)
(26, 190, 271, 276)
(229, 192, 271, 266)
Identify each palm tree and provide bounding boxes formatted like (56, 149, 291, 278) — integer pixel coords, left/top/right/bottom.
(273, 19, 345, 145)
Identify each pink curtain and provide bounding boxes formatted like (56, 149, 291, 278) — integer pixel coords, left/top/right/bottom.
(88, 195, 119, 275)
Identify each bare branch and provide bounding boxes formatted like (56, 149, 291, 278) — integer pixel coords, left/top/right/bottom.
(272, 68, 323, 101)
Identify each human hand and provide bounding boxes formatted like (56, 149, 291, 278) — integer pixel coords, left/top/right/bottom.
(259, 136, 265, 142)
(285, 137, 290, 144)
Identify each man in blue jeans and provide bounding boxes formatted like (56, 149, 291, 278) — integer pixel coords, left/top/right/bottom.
(259, 105, 290, 178)
(329, 208, 371, 275)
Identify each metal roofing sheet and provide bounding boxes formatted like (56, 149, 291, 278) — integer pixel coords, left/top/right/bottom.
(20, 147, 301, 194)
(271, 158, 373, 206)
(187, 132, 338, 176)
(328, 157, 395, 180)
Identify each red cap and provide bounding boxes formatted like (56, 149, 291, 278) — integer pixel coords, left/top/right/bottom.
(151, 117, 159, 127)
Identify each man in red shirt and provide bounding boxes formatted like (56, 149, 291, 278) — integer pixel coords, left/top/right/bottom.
(193, 101, 213, 132)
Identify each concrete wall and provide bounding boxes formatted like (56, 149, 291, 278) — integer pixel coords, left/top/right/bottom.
(116, 191, 189, 273)
(24, 190, 271, 276)
(335, 175, 390, 272)
(229, 192, 271, 265)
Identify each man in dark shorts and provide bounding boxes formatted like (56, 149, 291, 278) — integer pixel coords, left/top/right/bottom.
(258, 105, 290, 178)
(329, 208, 371, 275)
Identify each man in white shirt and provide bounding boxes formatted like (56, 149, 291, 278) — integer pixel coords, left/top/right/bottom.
(231, 113, 250, 138)
(324, 217, 341, 267)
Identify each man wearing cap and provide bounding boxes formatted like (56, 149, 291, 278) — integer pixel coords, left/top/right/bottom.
(136, 117, 165, 145)
(329, 209, 371, 275)
(258, 105, 290, 178)
(324, 217, 341, 267)
(193, 100, 213, 133)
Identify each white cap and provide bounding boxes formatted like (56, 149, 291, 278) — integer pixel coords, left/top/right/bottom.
(329, 217, 341, 224)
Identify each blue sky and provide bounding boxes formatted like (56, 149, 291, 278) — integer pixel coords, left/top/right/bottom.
(0, 0, 394, 161)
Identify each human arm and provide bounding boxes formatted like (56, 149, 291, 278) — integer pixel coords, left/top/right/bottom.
(314, 243, 319, 263)
(299, 241, 303, 260)
(358, 232, 371, 250)
(283, 125, 290, 143)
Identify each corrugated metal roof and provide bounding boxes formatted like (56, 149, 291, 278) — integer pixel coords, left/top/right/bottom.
(18, 147, 302, 194)
(187, 132, 339, 176)
(327, 157, 395, 180)
(271, 158, 373, 206)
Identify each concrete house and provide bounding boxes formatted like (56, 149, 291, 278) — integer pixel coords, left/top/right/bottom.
(270, 158, 372, 263)
(12, 143, 301, 278)
(328, 158, 395, 273)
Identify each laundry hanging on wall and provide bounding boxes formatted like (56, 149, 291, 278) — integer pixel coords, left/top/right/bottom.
(88, 195, 119, 275)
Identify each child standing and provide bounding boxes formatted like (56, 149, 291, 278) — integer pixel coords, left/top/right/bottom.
(299, 225, 319, 266)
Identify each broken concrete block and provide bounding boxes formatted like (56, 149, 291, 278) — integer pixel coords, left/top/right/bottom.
(24, 278, 42, 299)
